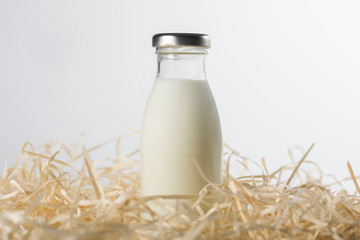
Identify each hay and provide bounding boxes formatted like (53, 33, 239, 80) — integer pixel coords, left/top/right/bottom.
(1, 133, 360, 239)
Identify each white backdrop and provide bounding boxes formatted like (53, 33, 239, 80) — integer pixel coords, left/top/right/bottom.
(1, 0, 360, 190)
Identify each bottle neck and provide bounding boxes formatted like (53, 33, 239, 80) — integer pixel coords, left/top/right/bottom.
(156, 47, 208, 80)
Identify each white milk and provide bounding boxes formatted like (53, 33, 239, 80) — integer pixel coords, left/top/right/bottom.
(140, 78, 222, 198)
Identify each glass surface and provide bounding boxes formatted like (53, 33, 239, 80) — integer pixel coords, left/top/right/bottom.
(156, 47, 208, 80)
(140, 46, 222, 201)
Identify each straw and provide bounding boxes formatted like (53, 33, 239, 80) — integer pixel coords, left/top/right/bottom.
(1, 134, 360, 239)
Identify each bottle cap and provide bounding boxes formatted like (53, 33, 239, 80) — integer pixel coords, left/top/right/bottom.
(152, 33, 211, 48)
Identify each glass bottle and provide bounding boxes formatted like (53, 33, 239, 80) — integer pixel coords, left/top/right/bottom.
(140, 33, 222, 203)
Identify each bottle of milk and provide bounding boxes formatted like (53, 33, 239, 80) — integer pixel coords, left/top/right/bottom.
(140, 33, 222, 207)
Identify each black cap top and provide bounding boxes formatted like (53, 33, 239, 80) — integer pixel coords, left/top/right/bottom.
(152, 33, 211, 48)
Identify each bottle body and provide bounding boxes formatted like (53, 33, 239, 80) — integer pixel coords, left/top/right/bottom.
(141, 78, 222, 196)
(140, 44, 222, 199)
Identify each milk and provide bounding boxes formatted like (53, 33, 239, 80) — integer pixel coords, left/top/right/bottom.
(140, 78, 222, 199)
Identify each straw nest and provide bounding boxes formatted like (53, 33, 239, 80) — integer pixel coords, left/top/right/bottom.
(1, 132, 360, 240)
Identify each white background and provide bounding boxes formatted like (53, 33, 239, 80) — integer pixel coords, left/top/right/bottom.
(1, 0, 360, 190)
